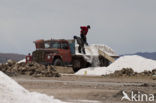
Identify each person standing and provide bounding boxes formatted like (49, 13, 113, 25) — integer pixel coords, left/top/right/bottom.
(73, 36, 86, 54)
(80, 25, 90, 45)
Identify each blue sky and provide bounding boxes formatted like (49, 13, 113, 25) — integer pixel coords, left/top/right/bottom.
(0, 0, 156, 55)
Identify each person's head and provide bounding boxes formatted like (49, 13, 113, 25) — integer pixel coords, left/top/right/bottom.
(87, 25, 91, 29)
(73, 36, 77, 39)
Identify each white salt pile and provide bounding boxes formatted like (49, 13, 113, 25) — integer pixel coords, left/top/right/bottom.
(0, 71, 65, 103)
(76, 55, 156, 76)
(18, 59, 26, 63)
(75, 44, 118, 56)
(75, 44, 118, 66)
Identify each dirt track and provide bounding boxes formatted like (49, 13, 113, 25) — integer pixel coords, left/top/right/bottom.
(13, 75, 156, 103)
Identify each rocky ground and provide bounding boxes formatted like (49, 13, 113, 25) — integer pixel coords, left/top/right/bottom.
(0, 60, 60, 77)
(13, 75, 156, 103)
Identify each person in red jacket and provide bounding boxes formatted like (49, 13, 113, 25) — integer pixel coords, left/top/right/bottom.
(80, 25, 90, 45)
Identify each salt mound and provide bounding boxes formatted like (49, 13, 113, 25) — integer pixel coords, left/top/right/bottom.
(0, 71, 65, 103)
(18, 59, 26, 63)
(75, 44, 118, 66)
(108, 55, 156, 73)
(75, 44, 118, 56)
(76, 55, 156, 76)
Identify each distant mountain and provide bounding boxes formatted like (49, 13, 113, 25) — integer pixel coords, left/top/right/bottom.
(122, 52, 156, 60)
(0, 53, 25, 63)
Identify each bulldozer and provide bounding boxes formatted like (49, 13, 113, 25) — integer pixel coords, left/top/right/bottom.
(26, 38, 118, 72)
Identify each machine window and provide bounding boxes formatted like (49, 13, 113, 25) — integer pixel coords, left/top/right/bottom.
(61, 43, 69, 49)
(45, 43, 50, 48)
(50, 42, 61, 49)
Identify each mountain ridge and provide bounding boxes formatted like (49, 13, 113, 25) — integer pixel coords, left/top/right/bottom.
(0, 53, 25, 63)
(121, 52, 156, 60)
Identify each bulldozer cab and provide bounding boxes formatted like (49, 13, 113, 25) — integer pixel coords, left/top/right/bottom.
(44, 40, 70, 49)
(34, 39, 75, 55)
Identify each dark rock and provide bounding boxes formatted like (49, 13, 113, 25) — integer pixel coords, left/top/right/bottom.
(0, 61, 61, 77)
